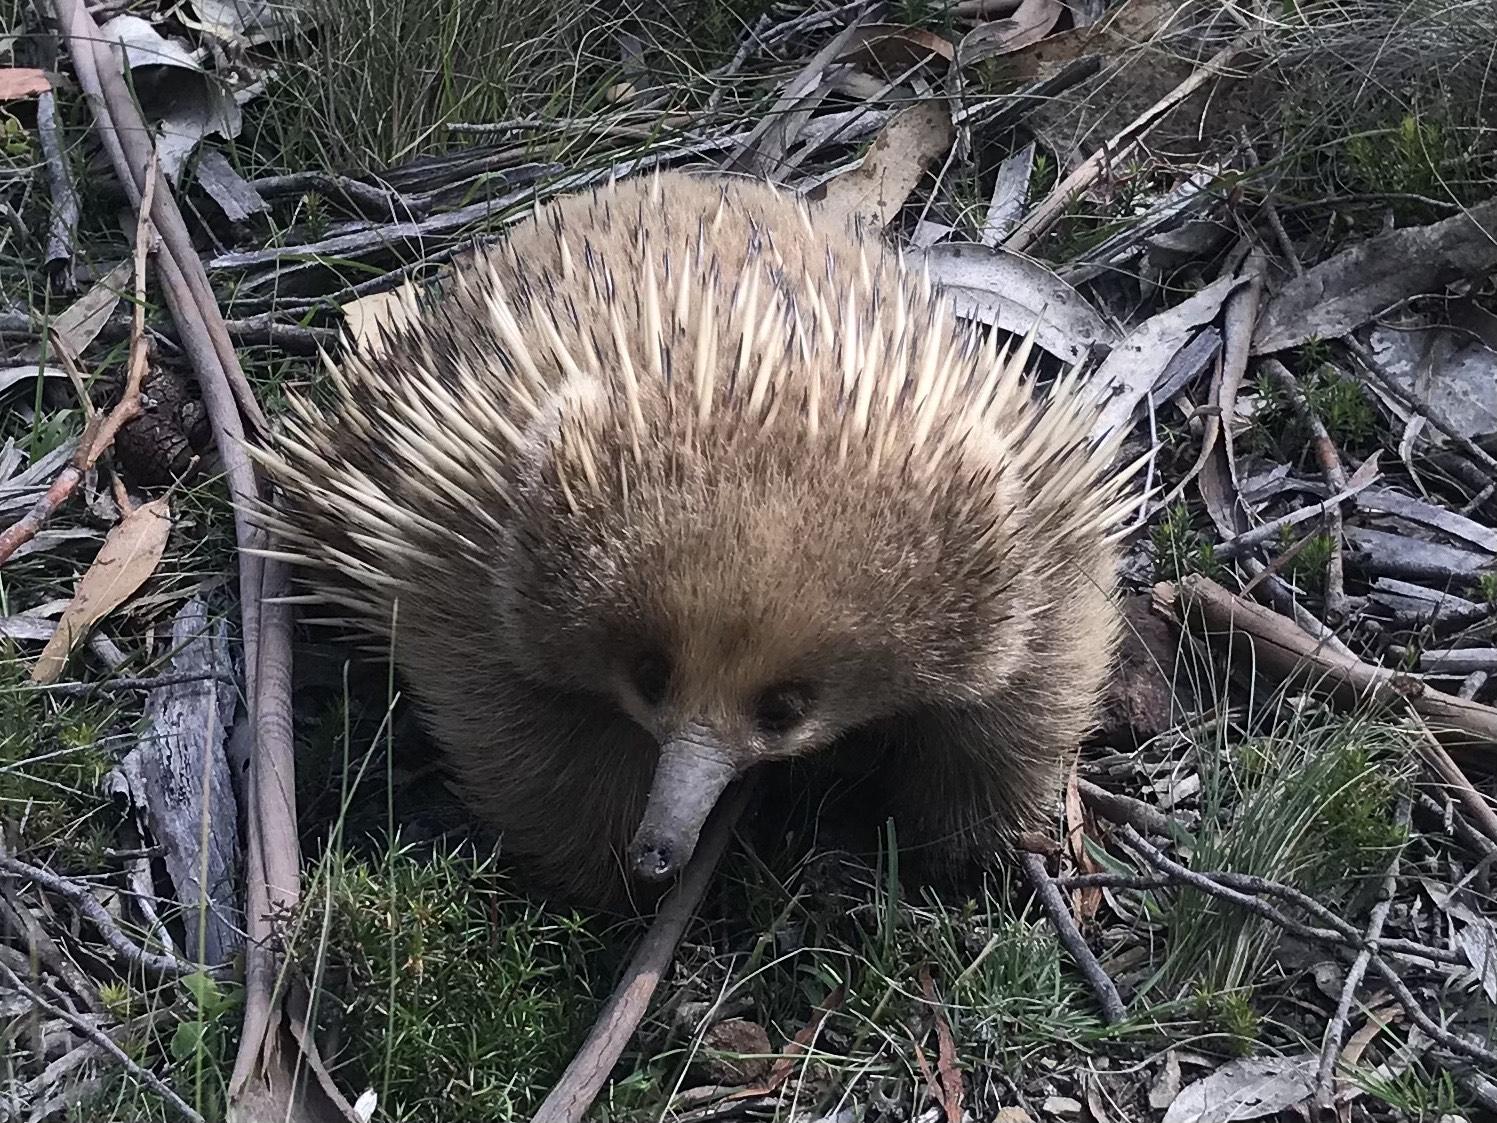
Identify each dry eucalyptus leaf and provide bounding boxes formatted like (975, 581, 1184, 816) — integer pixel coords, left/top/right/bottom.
(184, 0, 302, 45)
(1088, 272, 1242, 443)
(1365, 325, 1497, 442)
(956, 0, 1064, 65)
(920, 242, 1115, 365)
(1162, 1055, 1316, 1123)
(1252, 199, 1497, 355)
(50, 258, 134, 358)
(808, 100, 953, 230)
(835, 23, 955, 73)
(31, 497, 172, 685)
(97, 14, 243, 180)
(0, 366, 68, 395)
(0, 67, 50, 100)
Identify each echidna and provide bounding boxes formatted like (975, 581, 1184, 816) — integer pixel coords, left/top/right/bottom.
(251, 169, 1137, 911)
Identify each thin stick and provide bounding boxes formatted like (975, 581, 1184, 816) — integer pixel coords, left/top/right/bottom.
(0, 961, 205, 1123)
(1261, 358, 1350, 619)
(1003, 36, 1247, 253)
(531, 781, 754, 1123)
(0, 422, 96, 566)
(1018, 850, 1127, 1024)
(1315, 798, 1411, 1105)
(0, 853, 197, 979)
(1114, 825, 1497, 1068)
(1075, 778, 1192, 844)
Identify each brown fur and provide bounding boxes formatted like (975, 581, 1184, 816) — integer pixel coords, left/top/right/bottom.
(251, 170, 1132, 911)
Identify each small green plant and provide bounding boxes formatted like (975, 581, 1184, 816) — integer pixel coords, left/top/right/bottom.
(171, 972, 244, 1121)
(295, 840, 604, 1122)
(1479, 572, 1497, 605)
(1277, 528, 1332, 590)
(1191, 988, 1260, 1057)
(1249, 360, 1379, 463)
(1151, 502, 1220, 581)
(1156, 706, 1414, 996)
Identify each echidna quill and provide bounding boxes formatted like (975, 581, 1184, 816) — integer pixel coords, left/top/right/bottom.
(250, 169, 1139, 911)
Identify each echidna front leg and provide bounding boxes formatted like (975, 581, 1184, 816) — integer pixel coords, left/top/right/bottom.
(404, 659, 660, 911)
(867, 700, 1076, 883)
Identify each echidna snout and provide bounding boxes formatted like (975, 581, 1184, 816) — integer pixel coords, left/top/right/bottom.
(626, 728, 740, 882)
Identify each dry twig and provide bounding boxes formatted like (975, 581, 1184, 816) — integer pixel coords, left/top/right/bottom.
(1003, 36, 1247, 253)
(0, 852, 196, 978)
(531, 781, 754, 1123)
(0, 961, 205, 1123)
(1315, 798, 1412, 1106)
(1018, 850, 1127, 1023)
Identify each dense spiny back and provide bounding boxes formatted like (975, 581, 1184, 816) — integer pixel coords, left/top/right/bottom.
(251, 170, 1136, 640)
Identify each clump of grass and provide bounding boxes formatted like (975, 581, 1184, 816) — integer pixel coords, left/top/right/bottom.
(0, 652, 119, 848)
(293, 839, 605, 1121)
(1155, 704, 1414, 1000)
(243, 0, 773, 173)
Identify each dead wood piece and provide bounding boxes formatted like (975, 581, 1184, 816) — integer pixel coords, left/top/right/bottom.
(1018, 850, 1127, 1023)
(1239, 557, 1357, 663)
(0, 852, 196, 978)
(1157, 574, 1497, 748)
(1344, 526, 1492, 585)
(105, 596, 241, 967)
(0, 961, 204, 1123)
(531, 780, 753, 1123)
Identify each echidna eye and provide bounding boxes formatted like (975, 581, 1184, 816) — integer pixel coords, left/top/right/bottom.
(754, 683, 813, 735)
(632, 653, 671, 708)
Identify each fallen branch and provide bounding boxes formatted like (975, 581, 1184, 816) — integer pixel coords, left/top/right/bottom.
(531, 781, 754, 1123)
(1155, 574, 1497, 747)
(0, 852, 197, 979)
(0, 420, 98, 566)
(0, 961, 204, 1123)
(1018, 850, 1127, 1024)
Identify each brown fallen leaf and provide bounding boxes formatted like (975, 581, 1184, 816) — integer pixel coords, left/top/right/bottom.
(917, 966, 964, 1123)
(0, 67, 50, 100)
(1063, 764, 1103, 922)
(31, 497, 172, 685)
(956, 0, 1063, 64)
(807, 100, 954, 230)
(836, 23, 956, 74)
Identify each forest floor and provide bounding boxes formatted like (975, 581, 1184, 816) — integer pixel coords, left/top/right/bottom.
(2, 0, 1496, 1120)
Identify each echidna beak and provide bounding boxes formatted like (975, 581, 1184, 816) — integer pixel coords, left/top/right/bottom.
(627, 732, 739, 884)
